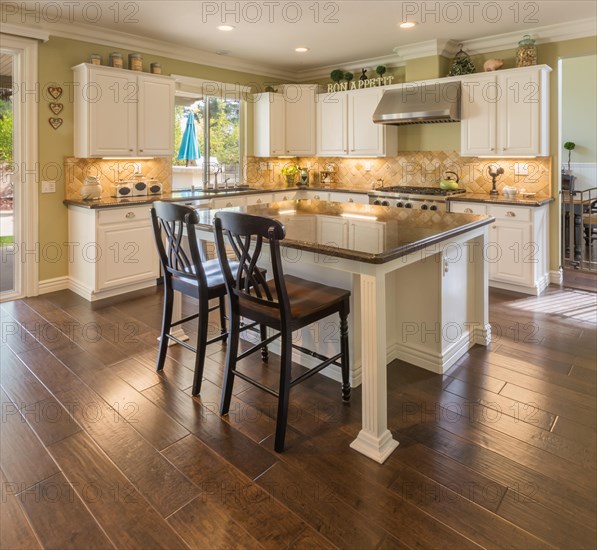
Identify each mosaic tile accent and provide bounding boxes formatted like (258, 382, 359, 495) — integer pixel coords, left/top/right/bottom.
(64, 157, 172, 200)
(245, 153, 552, 197)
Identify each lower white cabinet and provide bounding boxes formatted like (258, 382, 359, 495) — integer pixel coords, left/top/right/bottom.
(68, 205, 159, 301)
(315, 215, 385, 253)
(449, 201, 549, 295)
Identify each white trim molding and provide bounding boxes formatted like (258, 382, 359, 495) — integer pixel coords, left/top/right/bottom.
(549, 269, 564, 286)
(0, 34, 39, 299)
(394, 39, 459, 61)
(0, 23, 49, 42)
(38, 276, 70, 295)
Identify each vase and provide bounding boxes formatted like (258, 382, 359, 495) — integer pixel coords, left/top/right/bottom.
(286, 174, 295, 185)
(299, 169, 309, 186)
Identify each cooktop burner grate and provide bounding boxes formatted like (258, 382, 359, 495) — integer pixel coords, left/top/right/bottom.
(379, 186, 465, 196)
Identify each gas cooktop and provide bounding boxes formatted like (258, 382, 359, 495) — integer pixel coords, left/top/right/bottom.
(370, 186, 466, 197)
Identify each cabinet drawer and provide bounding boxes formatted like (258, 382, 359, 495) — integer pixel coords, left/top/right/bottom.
(246, 193, 274, 206)
(273, 191, 298, 202)
(449, 202, 487, 215)
(98, 206, 152, 225)
(487, 204, 531, 222)
(329, 192, 360, 204)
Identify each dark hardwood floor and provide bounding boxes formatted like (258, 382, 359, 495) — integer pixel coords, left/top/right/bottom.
(1, 284, 596, 549)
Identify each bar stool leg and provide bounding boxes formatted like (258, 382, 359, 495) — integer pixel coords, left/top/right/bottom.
(274, 328, 293, 452)
(192, 301, 209, 396)
(220, 312, 240, 415)
(156, 285, 174, 371)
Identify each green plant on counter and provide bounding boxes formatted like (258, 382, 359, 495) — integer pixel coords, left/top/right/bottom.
(281, 163, 299, 176)
(563, 141, 576, 174)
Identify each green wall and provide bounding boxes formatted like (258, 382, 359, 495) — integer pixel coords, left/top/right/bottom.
(562, 54, 597, 164)
(37, 36, 279, 281)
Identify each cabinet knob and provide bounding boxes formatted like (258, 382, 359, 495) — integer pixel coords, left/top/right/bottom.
(257, 199, 262, 204)
(506, 211, 516, 217)
(314, 195, 320, 200)
(490, 148, 495, 152)
(139, 149, 143, 152)
(502, 147, 507, 151)
(464, 208, 473, 214)
(129, 149, 133, 152)
(125, 212, 136, 219)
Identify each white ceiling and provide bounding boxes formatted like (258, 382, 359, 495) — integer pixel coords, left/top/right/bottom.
(12, 1, 597, 75)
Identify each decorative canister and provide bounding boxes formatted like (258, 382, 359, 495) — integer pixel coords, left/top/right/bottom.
(81, 175, 102, 200)
(516, 35, 537, 67)
(150, 63, 162, 74)
(109, 53, 124, 68)
(299, 168, 309, 186)
(90, 54, 102, 65)
(129, 53, 143, 71)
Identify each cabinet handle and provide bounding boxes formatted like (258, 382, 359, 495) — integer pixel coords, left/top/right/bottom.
(506, 211, 516, 217)
(226, 202, 233, 207)
(502, 147, 507, 151)
(443, 258, 449, 275)
(139, 149, 143, 152)
(257, 199, 262, 204)
(490, 148, 495, 152)
(129, 149, 133, 152)
(125, 212, 136, 219)
(283, 195, 288, 200)
(348, 198, 354, 203)
(314, 195, 320, 200)
(464, 208, 473, 214)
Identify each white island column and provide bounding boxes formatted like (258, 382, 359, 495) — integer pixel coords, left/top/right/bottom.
(349, 271, 399, 463)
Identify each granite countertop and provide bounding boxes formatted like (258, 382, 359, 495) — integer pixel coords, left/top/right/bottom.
(447, 193, 555, 207)
(194, 200, 494, 265)
(63, 186, 370, 209)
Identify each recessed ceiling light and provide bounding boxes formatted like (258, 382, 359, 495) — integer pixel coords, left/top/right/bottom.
(217, 25, 235, 31)
(399, 21, 417, 29)
(295, 47, 309, 53)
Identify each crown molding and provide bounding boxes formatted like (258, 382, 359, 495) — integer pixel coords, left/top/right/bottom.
(0, 23, 49, 42)
(394, 39, 459, 60)
(4, 21, 295, 81)
(454, 17, 597, 56)
(294, 53, 405, 83)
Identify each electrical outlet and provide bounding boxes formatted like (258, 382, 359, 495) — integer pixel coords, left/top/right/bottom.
(259, 162, 268, 171)
(41, 180, 56, 193)
(514, 162, 529, 176)
(364, 161, 372, 172)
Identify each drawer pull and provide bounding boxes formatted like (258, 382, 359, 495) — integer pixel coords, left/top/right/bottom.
(125, 212, 136, 219)
(348, 198, 354, 203)
(314, 195, 320, 200)
(283, 196, 288, 200)
(257, 199, 262, 204)
(464, 208, 473, 214)
(506, 211, 516, 217)
(226, 202, 233, 207)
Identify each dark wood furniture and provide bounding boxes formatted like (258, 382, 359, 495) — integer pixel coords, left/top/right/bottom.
(214, 211, 351, 452)
(151, 202, 230, 395)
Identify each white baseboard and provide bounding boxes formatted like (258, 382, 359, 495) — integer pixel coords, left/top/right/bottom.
(489, 276, 549, 296)
(38, 276, 70, 295)
(549, 269, 564, 285)
(68, 277, 157, 302)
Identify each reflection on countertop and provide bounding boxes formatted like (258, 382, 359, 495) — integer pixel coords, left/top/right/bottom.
(194, 200, 494, 264)
(447, 193, 554, 207)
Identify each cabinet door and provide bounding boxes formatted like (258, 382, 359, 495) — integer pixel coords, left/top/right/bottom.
(137, 75, 175, 156)
(348, 88, 385, 156)
(348, 220, 385, 253)
(88, 68, 137, 157)
(285, 86, 316, 155)
(498, 70, 541, 156)
(317, 216, 348, 249)
(97, 222, 159, 291)
(488, 221, 533, 285)
(460, 75, 498, 156)
(246, 193, 274, 206)
(317, 93, 347, 156)
(269, 93, 286, 156)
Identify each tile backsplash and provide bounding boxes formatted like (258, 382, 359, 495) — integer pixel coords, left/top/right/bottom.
(246, 152, 552, 196)
(64, 157, 172, 200)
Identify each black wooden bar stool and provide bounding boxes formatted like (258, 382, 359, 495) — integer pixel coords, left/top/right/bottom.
(214, 211, 351, 452)
(151, 202, 231, 396)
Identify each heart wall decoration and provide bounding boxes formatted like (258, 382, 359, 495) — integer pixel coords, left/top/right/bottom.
(49, 103, 63, 115)
(49, 117, 63, 130)
(47, 86, 63, 100)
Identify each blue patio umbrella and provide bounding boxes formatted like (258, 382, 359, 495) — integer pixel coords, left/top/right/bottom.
(177, 111, 200, 166)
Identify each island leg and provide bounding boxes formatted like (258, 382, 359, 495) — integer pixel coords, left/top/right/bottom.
(472, 232, 491, 346)
(350, 272, 399, 463)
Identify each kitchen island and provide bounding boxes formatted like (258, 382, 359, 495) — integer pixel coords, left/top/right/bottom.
(189, 199, 494, 463)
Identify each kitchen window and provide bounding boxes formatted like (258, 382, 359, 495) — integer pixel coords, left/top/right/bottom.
(172, 93, 242, 191)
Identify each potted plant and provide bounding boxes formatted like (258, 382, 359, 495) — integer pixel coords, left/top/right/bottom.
(562, 141, 576, 192)
(281, 163, 299, 185)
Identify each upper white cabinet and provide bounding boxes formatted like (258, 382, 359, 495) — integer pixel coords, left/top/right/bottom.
(318, 88, 397, 157)
(253, 85, 317, 157)
(460, 65, 550, 157)
(73, 63, 175, 158)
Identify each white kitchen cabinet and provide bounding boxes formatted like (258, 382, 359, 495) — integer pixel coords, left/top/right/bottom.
(246, 193, 274, 206)
(348, 218, 385, 253)
(68, 205, 159, 301)
(73, 63, 175, 158)
(273, 191, 299, 202)
(449, 201, 549, 295)
(317, 216, 348, 248)
(328, 191, 368, 204)
(317, 88, 397, 157)
(209, 196, 247, 209)
(253, 85, 317, 157)
(460, 65, 550, 157)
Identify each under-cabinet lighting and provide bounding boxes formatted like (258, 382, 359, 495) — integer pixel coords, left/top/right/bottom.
(279, 209, 297, 215)
(341, 213, 378, 221)
(400, 21, 417, 29)
(102, 157, 155, 160)
(478, 156, 537, 159)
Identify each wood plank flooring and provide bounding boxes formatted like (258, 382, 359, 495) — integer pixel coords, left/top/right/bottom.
(1, 284, 595, 549)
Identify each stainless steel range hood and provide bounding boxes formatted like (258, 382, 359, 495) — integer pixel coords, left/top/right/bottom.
(372, 81, 461, 125)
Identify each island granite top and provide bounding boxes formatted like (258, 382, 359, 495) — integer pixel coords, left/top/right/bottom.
(194, 200, 494, 265)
